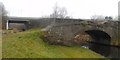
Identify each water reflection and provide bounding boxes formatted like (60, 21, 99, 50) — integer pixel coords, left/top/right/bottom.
(85, 42, 120, 58)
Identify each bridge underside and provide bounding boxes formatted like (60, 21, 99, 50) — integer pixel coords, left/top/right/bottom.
(85, 30, 111, 56)
(6, 20, 30, 30)
(85, 30, 111, 44)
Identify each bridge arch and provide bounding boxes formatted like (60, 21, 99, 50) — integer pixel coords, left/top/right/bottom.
(85, 30, 111, 44)
(85, 30, 111, 57)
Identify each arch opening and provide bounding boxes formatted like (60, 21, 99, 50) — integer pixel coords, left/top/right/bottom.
(85, 30, 111, 57)
(85, 30, 111, 44)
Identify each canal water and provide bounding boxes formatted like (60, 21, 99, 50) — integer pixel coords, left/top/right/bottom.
(83, 42, 120, 58)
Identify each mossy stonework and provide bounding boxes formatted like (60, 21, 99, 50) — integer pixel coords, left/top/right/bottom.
(43, 18, 120, 46)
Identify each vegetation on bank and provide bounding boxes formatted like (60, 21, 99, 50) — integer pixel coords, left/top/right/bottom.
(2, 28, 105, 58)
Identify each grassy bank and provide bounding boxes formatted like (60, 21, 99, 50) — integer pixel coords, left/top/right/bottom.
(2, 28, 105, 58)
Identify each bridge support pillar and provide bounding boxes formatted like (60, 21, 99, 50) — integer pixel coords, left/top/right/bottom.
(6, 20, 9, 30)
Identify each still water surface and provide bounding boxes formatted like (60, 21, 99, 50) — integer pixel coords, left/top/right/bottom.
(83, 42, 120, 58)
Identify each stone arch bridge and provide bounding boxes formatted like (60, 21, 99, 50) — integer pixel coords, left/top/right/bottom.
(44, 18, 120, 47)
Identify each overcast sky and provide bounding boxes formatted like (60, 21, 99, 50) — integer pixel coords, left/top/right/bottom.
(0, 0, 120, 19)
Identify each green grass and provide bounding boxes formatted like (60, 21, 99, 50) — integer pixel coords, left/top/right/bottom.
(0, 30, 2, 59)
(2, 28, 105, 58)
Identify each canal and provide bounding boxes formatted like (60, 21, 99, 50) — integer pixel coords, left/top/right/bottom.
(84, 30, 120, 58)
(85, 41, 120, 58)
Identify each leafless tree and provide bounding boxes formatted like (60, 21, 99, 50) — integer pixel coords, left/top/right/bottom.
(50, 4, 68, 18)
(91, 15, 105, 20)
(0, 2, 8, 29)
(113, 16, 118, 21)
